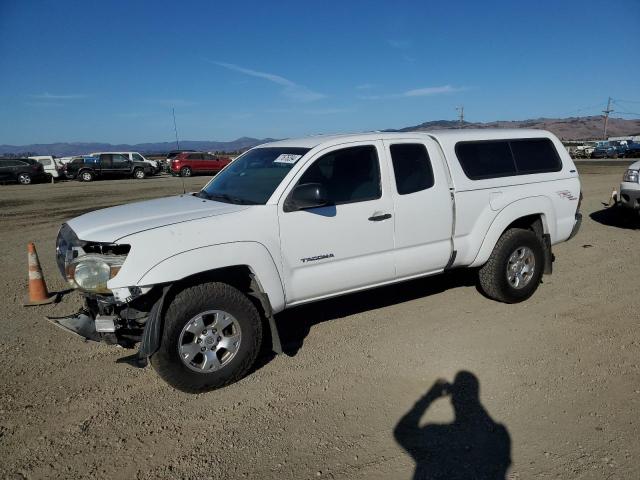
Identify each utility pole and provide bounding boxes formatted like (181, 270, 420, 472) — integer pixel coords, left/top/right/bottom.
(602, 97, 613, 140)
(172, 107, 180, 150)
(456, 105, 464, 127)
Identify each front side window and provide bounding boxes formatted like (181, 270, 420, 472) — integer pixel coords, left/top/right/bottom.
(199, 147, 310, 205)
(297, 145, 381, 205)
(390, 143, 434, 195)
(113, 154, 129, 165)
(133, 153, 145, 162)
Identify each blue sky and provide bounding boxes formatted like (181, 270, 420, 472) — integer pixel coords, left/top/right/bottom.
(1, 0, 639, 145)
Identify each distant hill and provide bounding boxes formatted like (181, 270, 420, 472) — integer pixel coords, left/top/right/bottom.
(2, 116, 639, 156)
(0, 137, 276, 157)
(392, 116, 640, 141)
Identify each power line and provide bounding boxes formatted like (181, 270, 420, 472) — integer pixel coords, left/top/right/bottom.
(603, 97, 614, 140)
(455, 105, 464, 127)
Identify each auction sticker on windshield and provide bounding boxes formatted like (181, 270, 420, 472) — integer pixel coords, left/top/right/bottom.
(273, 154, 302, 164)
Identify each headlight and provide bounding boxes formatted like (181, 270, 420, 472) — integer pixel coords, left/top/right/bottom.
(68, 254, 126, 293)
(623, 169, 639, 183)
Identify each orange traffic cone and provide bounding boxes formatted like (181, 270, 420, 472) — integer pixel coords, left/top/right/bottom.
(24, 242, 57, 306)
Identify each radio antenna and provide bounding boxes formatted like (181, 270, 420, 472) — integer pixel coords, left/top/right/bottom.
(172, 107, 180, 149)
(172, 107, 186, 194)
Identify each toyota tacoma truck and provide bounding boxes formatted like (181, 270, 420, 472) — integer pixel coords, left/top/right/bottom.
(51, 129, 582, 392)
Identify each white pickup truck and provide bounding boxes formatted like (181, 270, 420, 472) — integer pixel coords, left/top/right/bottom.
(51, 129, 582, 392)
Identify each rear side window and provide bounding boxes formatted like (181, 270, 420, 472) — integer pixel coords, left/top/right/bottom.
(456, 141, 515, 179)
(298, 145, 381, 205)
(187, 153, 203, 160)
(455, 138, 562, 180)
(390, 143, 434, 195)
(40, 159, 51, 166)
(510, 138, 562, 174)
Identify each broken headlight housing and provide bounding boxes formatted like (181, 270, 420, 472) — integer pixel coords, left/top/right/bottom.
(623, 169, 639, 183)
(67, 254, 126, 293)
(56, 224, 130, 294)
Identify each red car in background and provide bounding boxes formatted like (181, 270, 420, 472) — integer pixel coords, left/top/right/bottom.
(170, 152, 231, 177)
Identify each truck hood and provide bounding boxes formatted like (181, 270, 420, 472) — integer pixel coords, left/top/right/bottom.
(67, 194, 250, 242)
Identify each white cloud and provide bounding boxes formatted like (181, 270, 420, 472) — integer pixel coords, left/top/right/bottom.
(29, 92, 87, 100)
(304, 107, 354, 115)
(359, 85, 467, 100)
(147, 99, 197, 107)
(210, 61, 326, 102)
(356, 83, 376, 90)
(388, 39, 411, 49)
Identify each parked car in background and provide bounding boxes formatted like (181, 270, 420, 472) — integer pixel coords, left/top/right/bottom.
(590, 146, 618, 159)
(163, 150, 196, 172)
(0, 158, 46, 185)
(169, 152, 231, 177)
(90, 151, 159, 174)
(624, 142, 640, 158)
(65, 153, 153, 181)
(29, 155, 63, 180)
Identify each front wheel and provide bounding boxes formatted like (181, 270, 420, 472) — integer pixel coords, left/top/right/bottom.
(133, 168, 146, 179)
(478, 228, 545, 303)
(151, 282, 262, 393)
(79, 170, 94, 182)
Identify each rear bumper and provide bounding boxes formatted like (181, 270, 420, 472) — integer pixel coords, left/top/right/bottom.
(619, 188, 640, 210)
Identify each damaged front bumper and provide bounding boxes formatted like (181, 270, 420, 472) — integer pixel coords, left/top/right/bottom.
(46, 285, 169, 362)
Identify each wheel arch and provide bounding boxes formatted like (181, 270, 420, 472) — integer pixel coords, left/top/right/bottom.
(469, 196, 556, 268)
(134, 242, 286, 314)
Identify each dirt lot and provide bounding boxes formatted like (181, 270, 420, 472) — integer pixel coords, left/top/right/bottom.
(0, 168, 638, 479)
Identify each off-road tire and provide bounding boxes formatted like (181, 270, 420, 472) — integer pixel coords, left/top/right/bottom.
(79, 170, 94, 182)
(478, 228, 545, 303)
(180, 167, 192, 177)
(151, 282, 262, 393)
(133, 168, 146, 179)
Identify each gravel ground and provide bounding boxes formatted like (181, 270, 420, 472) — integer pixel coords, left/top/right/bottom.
(0, 168, 638, 479)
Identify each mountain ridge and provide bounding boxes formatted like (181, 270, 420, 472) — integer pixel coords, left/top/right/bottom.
(2, 116, 639, 156)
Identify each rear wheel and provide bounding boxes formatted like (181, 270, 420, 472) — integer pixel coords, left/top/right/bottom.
(80, 170, 94, 182)
(133, 168, 146, 179)
(180, 166, 192, 177)
(151, 282, 262, 392)
(17, 173, 32, 185)
(478, 228, 545, 303)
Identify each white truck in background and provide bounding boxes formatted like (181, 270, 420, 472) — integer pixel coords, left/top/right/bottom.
(51, 129, 582, 392)
(618, 160, 640, 214)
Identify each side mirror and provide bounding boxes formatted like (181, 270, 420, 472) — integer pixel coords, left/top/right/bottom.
(284, 183, 329, 212)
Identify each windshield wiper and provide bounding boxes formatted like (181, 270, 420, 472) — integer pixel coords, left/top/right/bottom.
(200, 192, 258, 205)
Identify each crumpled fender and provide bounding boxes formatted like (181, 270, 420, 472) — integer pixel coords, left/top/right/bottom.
(136, 241, 286, 313)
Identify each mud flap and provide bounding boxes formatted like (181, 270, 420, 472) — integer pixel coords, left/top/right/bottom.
(543, 233, 553, 275)
(137, 285, 171, 361)
(47, 310, 101, 342)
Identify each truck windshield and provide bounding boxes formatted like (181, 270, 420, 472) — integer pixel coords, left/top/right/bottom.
(199, 147, 310, 205)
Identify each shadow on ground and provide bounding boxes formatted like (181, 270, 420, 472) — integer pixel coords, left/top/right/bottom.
(394, 371, 511, 480)
(274, 269, 477, 356)
(590, 206, 640, 230)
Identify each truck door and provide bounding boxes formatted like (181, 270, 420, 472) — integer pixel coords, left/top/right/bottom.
(112, 154, 132, 176)
(383, 139, 454, 278)
(278, 141, 395, 304)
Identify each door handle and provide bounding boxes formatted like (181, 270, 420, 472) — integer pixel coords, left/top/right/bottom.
(368, 213, 392, 221)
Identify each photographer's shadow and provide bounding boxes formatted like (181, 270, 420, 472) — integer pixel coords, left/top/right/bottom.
(394, 371, 511, 480)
